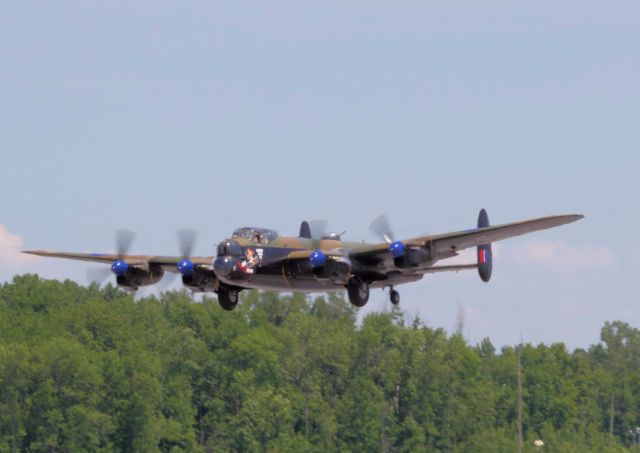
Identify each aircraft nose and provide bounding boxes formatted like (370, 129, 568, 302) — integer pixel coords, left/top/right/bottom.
(213, 256, 235, 278)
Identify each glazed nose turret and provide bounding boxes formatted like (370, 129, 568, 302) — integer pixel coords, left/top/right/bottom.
(213, 256, 235, 278)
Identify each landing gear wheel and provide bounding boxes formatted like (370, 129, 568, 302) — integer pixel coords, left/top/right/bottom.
(390, 289, 400, 305)
(347, 278, 369, 307)
(218, 287, 239, 311)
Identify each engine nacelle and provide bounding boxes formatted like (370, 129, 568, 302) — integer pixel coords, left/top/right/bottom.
(313, 257, 351, 284)
(116, 266, 164, 291)
(181, 269, 219, 292)
(394, 243, 438, 268)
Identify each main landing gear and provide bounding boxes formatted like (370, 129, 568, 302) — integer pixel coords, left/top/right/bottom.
(217, 286, 239, 311)
(346, 280, 400, 308)
(347, 277, 369, 307)
(389, 287, 400, 305)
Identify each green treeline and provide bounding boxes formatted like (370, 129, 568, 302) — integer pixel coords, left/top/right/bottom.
(0, 275, 637, 452)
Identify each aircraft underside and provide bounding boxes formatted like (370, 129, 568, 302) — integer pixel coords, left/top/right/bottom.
(219, 270, 423, 293)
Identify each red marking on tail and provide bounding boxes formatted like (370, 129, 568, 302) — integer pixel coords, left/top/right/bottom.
(479, 249, 487, 264)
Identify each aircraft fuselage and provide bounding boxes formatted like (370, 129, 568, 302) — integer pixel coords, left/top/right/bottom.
(213, 237, 365, 292)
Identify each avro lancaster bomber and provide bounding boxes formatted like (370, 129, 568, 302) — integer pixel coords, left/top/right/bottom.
(24, 210, 583, 310)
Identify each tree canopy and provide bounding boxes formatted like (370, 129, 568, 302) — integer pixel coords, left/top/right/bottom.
(0, 274, 637, 452)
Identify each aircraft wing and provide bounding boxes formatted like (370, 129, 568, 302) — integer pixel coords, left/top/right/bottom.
(413, 214, 583, 252)
(350, 214, 583, 264)
(22, 251, 213, 272)
(285, 249, 345, 260)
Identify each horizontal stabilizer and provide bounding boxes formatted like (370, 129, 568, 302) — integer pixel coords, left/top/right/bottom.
(420, 264, 477, 274)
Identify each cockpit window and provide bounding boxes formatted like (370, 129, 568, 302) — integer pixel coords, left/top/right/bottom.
(231, 227, 278, 244)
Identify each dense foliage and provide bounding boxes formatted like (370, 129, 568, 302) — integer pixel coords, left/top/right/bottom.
(0, 275, 637, 452)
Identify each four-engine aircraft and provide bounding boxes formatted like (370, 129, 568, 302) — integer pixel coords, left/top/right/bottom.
(23, 210, 583, 310)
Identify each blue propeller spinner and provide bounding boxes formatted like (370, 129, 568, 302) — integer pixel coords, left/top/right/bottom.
(389, 241, 406, 258)
(309, 250, 327, 268)
(111, 259, 129, 276)
(177, 258, 194, 275)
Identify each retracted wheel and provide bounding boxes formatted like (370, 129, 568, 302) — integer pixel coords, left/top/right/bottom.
(218, 287, 239, 311)
(347, 277, 369, 307)
(390, 289, 400, 305)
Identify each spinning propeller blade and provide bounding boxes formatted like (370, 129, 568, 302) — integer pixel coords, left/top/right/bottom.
(176, 229, 199, 276)
(115, 230, 135, 257)
(369, 213, 407, 258)
(369, 213, 395, 244)
(177, 229, 198, 257)
(307, 220, 329, 240)
(86, 267, 112, 285)
(87, 230, 136, 286)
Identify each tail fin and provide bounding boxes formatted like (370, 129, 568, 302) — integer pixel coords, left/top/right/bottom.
(477, 209, 493, 282)
(299, 221, 312, 238)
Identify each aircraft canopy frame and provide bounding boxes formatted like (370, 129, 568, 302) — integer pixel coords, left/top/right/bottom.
(232, 227, 278, 244)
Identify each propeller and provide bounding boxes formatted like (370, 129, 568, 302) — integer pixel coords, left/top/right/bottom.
(86, 229, 136, 285)
(307, 220, 329, 240)
(177, 228, 198, 257)
(306, 220, 332, 269)
(300, 219, 347, 269)
(154, 228, 198, 293)
(111, 229, 134, 276)
(369, 213, 395, 243)
(115, 229, 135, 257)
(86, 267, 112, 285)
(176, 229, 198, 276)
(369, 213, 406, 258)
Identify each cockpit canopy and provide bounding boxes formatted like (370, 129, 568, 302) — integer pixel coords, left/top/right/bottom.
(322, 232, 342, 241)
(231, 227, 278, 244)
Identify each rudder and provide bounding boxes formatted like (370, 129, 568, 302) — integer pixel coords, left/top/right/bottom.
(299, 221, 312, 239)
(477, 209, 493, 282)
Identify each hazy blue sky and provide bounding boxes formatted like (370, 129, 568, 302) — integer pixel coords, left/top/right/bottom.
(1, 1, 638, 348)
